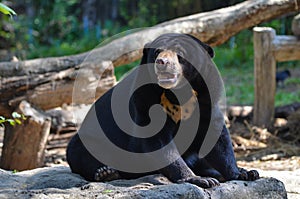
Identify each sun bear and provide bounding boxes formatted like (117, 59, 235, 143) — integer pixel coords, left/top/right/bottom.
(67, 33, 259, 188)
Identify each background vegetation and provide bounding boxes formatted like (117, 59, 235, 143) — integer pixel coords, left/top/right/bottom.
(1, 0, 299, 106)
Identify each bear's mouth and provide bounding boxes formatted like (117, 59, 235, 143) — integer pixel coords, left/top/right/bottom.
(156, 72, 179, 89)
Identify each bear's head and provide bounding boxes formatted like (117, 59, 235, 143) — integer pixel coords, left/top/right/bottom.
(141, 33, 214, 89)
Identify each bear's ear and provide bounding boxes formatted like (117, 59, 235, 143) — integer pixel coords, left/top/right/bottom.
(140, 42, 150, 65)
(185, 34, 214, 58)
(200, 42, 214, 58)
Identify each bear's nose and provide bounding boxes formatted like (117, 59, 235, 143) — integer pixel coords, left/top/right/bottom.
(155, 58, 170, 70)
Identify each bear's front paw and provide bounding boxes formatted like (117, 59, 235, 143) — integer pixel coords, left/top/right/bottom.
(94, 166, 120, 182)
(178, 176, 220, 188)
(238, 168, 259, 181)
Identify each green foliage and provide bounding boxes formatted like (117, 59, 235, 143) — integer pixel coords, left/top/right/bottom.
(218, 66, 254, 106)
(30, 1, 79, 44)
(0, 112, 26, 127)
(119, 0, 160, 28)
(275, 76, 300, 106)
(213, 29, 254, 105)
(16, 0, 84, 58)
(115, 61, 139, 80)
(285, 77, 300, 85)
(261, 17, 294, 35)
(276, 90, 300, 106)
(0, 3, 16, 16)
(27, 34, 99, 58)
(0, 3, 16, 49)
(102, 189, 113, 194)
(11, 0, 127, 59)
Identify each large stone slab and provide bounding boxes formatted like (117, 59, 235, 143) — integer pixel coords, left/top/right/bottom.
(0, 166, 287, 199)
(259, 169, 300, 199)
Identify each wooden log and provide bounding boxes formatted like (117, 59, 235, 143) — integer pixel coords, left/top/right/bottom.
(47, 132, 75, 142)
(0, 54, 85, 77)
(45, 108, 77, 134)
(253, 27, 277, 127)
(0, 101, 51, 171)
(292, 13, 300, 36)
(0, 61, 115, 117)
(272, 35, 300, 62)
(227, 105, 253, 119)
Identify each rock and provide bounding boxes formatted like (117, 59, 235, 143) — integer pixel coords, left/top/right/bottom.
(259, 169, 300, 199)
(0, 166, 287, 199)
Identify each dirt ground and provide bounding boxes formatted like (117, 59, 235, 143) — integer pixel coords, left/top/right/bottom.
(42, 105, 300, 172)
(1, 119, 299, 173)
(229, 119, 300, 171)
(0, 101, 299, 171)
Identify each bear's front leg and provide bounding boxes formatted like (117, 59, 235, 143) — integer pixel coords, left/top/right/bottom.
(159, 146, 219, 188)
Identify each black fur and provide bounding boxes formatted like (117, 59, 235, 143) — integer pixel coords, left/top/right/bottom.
(67, 33, 259, 188)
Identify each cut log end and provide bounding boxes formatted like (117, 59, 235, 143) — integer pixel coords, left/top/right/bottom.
(0, 101, 51, 171)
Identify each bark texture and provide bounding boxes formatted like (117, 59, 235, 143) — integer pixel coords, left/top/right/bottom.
(0, 101, 51, 170)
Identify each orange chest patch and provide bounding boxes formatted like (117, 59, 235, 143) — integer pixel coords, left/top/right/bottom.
(160, 90, 198, 124)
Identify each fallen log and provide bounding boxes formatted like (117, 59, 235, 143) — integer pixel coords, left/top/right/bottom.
(0, 61, 115, 117)
(0, 101, 51, 171)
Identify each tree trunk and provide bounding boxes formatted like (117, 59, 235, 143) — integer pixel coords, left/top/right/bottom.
(0, 101, 51, 171)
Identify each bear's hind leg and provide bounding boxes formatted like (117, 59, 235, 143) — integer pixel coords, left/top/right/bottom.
(67, 134, 121, 182)
(204, 125, 259, 181)
(237, 167, 260, 181)
(184, 153, 225, 181)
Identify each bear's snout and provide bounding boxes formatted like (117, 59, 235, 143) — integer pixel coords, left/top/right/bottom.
(155, 57, 171, 71)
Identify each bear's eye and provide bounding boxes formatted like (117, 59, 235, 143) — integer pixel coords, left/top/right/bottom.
(177, 55, 185, 63)
(154, 50, 161, 57)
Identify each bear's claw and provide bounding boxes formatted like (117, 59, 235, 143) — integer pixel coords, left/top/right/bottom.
(94, 166, 120, 182)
